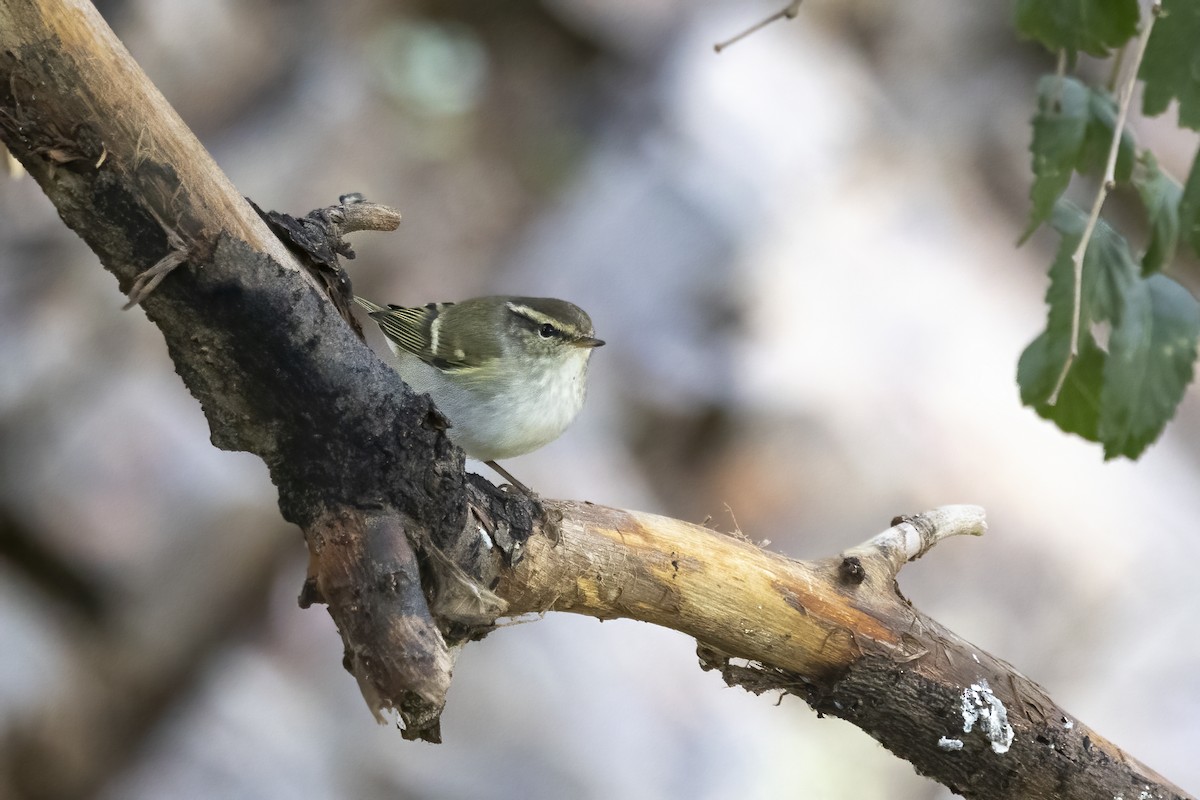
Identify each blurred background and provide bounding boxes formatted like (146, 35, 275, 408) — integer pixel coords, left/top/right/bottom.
(2, 0, 1199, 798)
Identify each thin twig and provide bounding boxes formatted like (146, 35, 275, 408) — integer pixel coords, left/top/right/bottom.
(841, 505, 986, 577)
(123, 225, 188, 309)
(1106, 40, 1128, 94)
(1051, 49, 1067, 110)
(714, 1, 803, 53)
(1047, 4, 1160, 405)
(327, 195, 402, 235)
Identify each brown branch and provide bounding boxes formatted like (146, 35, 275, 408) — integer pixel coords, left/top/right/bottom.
(0, 0, 468, 743)
(0, 1, 1191, 798)
(446, 500, 1188, 799)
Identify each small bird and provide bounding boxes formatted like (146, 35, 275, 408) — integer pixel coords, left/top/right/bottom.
(355, 295, 604, 490)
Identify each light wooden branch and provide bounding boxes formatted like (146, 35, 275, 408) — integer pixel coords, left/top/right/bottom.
(0, 2, 1192, 799)
(493, 505, 987, 676)
(438, 501, 1184, 799)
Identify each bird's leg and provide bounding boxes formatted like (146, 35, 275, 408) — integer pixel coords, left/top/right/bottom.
(483, 461, 561, 545)
(484, 460, 532, 495)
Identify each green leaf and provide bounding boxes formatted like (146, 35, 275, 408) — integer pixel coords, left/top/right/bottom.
(1024, 78, 1138, 241)
(1049, 202, 1139, 328)
(1132, 151, 1182, 274)
(1099, 274, 1200, 458)
(1181, 147, 1200, 258)
(1078, 86, 1135, 182)
(1140, 0, 1200, 130)
(1026, 77, 1091, 238)
(1017, 213, 1079, 408)
(1019, 328, 1107, 440)
(1018, 202, 1140, 440)
(1016, 0, 1140, 56)
(1018, 329, 1068, 409)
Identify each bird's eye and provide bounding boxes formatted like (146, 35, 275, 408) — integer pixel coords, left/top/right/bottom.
(538, 323, 556, 338)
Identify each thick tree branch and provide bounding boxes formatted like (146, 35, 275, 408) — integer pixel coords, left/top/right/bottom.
(0, 0, 472, 742)
(455, 501, 1185, 799)
(0, 1, 1191, 798)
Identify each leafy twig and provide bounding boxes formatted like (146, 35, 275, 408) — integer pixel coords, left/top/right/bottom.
(1047, 3, 1161, 405)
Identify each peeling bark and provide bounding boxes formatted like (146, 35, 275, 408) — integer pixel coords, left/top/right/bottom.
(0, 0, 474, 741)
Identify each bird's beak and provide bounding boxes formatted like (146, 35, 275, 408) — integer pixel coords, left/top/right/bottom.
(572, 336, 605, 348)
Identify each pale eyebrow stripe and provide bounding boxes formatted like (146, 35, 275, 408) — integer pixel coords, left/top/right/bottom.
(506, 302, 555, 327)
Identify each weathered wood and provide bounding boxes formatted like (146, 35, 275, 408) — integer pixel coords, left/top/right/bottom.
(465, 502, 1187, 800)
(0, 0, 468, 743)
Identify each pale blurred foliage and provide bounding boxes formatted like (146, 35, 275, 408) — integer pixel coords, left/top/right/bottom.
(2, 1, 1199, 798)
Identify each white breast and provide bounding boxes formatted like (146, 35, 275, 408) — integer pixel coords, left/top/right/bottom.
(388, 345, 593, 462)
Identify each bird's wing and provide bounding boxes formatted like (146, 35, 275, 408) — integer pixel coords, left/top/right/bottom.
(354, 297, 494, 372)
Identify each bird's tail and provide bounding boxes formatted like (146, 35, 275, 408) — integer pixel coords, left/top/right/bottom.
(353, 296, 386, 313)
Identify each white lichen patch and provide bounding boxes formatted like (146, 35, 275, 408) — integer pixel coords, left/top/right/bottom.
(960, 679, 1015, 755)
(478, 525, 494, 548)
(937, 737, 964, 751)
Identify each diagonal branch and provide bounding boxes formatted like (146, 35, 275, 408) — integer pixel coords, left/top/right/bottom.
(446, 497, 1187, 799)
(0, 0, 467, 744)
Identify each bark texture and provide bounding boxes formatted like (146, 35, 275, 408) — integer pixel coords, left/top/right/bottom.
(0, 0, 474, 742)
